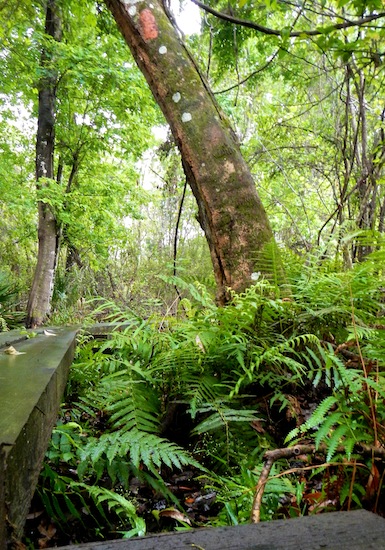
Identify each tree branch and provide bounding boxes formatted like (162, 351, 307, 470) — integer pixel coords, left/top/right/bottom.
(251, 443, 385, 523)
(191, 0, 385, 38)
(214, 50, 279, 94)
(173, 177, 188, 302)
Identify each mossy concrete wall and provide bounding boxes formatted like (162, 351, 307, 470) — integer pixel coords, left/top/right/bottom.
(0, 328, 77, 547)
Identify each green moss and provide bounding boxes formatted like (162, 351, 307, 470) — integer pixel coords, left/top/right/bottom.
(212, 143, 234, 160)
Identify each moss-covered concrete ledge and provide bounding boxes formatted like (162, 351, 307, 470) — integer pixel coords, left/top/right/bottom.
(0, 327, 78, 547)
(0, 323, 133, 547)
(60, 509, 385, 549)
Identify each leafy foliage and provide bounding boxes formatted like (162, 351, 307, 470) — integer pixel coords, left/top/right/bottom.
(0, 272, 23, 330)
(36, 256, 385, 540)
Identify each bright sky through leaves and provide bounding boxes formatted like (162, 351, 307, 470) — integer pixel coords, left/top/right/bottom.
(171, 0, 201, 35)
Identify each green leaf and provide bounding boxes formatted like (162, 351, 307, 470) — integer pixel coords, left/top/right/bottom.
(326, 423, 350, 461)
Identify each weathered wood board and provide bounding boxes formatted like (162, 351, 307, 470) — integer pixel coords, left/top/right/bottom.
(60, 510, 385, 550)
(0, 328, 78, 547)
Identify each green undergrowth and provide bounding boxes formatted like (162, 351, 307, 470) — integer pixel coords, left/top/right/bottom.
(29, 256, 385, 546)
(0, 271, 24, 330)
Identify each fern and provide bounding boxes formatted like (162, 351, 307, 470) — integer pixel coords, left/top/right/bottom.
(325, 424, 352, 462)
(183, 374, 226, 419)
(81, 429, 202, 472)
(73, 483, 146, 537)
(314, 412, 343, 449)
(231, 333, 319, 396)
(253, 238, 286, 289)
(158, 274, 216, 310)
(39, 265, 385, 537)
(192, 408, 262, 434)
(286, 396, 339, 442)
(38, 465, 107, 532)
(107, 386, 160, 434)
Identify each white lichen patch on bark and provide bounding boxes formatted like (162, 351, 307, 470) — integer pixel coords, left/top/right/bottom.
(128, 5, 136, 15)
(39, 160, 47, 176)
(172, 92, 181, 103)
(159, 45, 167, 54)
(182, 112, 192, 122)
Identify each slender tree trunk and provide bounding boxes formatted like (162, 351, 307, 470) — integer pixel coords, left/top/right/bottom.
(105, 0, 277, 303)
(26, 0, 62, 327)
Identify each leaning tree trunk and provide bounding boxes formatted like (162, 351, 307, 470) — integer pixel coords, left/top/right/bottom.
(105, 0, 277, 303)
(26, 0, 61, 327)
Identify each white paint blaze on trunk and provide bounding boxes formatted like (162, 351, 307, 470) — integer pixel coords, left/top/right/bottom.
(106, 0, 279, 302)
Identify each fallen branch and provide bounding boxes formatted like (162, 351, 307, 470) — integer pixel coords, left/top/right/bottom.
(251, 444, 315, 523)
(251, 442, 385, 523)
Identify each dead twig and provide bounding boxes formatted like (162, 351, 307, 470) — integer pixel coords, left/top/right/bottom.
(251, 442, 385, 523)
(251, 444, 315, 523)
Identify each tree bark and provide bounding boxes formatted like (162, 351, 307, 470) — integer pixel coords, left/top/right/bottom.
(105, 0, 277, 303)
(26, 0, 62, 327)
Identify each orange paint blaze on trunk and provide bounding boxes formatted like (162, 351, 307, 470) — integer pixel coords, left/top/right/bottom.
(139, 9, 158, 41)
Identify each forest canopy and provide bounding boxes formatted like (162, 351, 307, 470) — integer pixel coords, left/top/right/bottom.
(0, 0, 384, 319)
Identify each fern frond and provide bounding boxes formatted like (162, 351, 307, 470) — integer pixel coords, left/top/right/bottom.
(85, 364, 161, 434)
(304, 396, 339, 431)
(73, 483, 146, 537)
(192, 409, 262, 434)
(183, 374, 226, 419)
(158, 274, 216, 310)
(325, 424, 351, 462)
(285, 395, 339, 443)
(81, 429, 202, 472)
(232, 333, 319, 396)
(107, 392, 160, 433)
(253, 238, 286, 289)
(314, 412, 343, 448)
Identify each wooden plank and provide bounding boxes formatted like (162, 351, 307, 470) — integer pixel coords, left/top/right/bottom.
(0, 328, 78, 544)
(60, 510, 385, 550)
